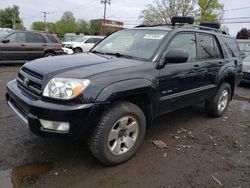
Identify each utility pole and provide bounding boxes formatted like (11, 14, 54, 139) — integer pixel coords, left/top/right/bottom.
(101, 0, 111, 34)
(12, 11, 16, 30)
(41, 11, 50, 31)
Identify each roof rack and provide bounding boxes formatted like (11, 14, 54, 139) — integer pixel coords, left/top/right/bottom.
(183, 25, 227, 34)
(135, 16, 228, 35)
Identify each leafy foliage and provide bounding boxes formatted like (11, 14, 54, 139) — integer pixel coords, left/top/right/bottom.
(197, 0, 224, 22)
(236, 28, 250, 39)
(140, 0, 224, 25)
(0, 5, 24, 29)
(140, 0, 197, 25)
(31, 11, 101, 38)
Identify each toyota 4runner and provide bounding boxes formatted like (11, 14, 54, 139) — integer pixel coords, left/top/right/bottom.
(6, 17, 243, 165)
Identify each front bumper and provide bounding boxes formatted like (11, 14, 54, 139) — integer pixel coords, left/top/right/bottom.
(6, 80, 99, 138)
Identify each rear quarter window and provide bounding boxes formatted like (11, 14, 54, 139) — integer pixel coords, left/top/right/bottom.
(46, 34, 59, 43)
(222, 37, 241, 57)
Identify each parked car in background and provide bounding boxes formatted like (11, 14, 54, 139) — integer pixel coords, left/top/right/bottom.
(62, 33, 85, 42)
(63, 35, 104, 53)
(0, 30, 64, 64)
(242, 54, 250, 83)
(237, 39, 250, 55)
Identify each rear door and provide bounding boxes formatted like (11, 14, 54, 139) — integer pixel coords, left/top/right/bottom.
(0, 32, 27, 60)
(25, 32, 47, 60)
(195, 33, 224, 98)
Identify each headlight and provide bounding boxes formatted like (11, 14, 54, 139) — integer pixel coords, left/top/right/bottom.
(43, 78, 90, 99)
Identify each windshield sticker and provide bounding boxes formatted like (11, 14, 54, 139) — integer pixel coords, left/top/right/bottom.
(144, 34, 164, 40)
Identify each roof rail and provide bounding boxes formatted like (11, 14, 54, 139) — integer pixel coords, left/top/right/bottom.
(183, 25, 227, 35)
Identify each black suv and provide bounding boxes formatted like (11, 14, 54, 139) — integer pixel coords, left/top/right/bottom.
(0, 30, 64, 64)
(6, 18, 243, 165)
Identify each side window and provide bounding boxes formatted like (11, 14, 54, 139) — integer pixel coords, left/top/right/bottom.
(93, 38, 102, 44)
(198, 34, 221, 59)
(46, 34, 59, 43)
(26, 33, 46, 43)
(5, 33, 25, 43)
(85, 38, 95, 44)
(168, 33, 197, 61)
(222, 37, 241, 57)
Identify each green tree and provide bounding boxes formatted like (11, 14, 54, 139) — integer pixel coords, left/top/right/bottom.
(140, 0, 197, 25)
(197, 0, 224, 22)
(0, 5, 24, 29)
(54, 11, 77, 38)
(32, 21, 45, 31)
(76, 19, 89, 34)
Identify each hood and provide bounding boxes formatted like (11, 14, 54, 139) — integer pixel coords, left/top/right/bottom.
(24, 53, 146, 79)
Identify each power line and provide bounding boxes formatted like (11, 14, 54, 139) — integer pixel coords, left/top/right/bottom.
(224, 6, 250, 12)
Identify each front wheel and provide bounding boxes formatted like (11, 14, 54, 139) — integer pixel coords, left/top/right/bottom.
(73, 47, 83, 53)
(205, 83, 232, 117)
(88, 102, 146, 165)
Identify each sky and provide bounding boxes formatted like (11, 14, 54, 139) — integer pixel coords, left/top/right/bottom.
(0, 0, 250, 37)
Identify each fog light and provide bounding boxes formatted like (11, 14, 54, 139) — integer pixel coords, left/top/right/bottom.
(39, 119, 70, 133)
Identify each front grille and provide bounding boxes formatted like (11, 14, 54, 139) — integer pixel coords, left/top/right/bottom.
(17, 67, 44, 99)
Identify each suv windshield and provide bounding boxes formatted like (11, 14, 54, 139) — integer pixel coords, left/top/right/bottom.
(92, 29, 169, 60)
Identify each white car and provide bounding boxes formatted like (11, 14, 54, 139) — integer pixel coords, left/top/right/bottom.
(62, 36, 104, 53)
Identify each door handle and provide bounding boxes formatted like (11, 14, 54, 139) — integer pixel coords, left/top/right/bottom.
(20, 44, 26, 47)
(218, 62, 223, 65)
(42, 44, 47, 47)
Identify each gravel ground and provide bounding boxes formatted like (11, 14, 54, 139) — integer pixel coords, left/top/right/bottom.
(0, 65, 250, 188)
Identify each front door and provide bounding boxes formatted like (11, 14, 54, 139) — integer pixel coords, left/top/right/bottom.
(0, 32, 27, 60)
(158, 32, 206, 114)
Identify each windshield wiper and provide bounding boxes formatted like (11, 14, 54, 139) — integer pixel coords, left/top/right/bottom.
(91, 50, 105, 55)
(105, 52, 134, 59)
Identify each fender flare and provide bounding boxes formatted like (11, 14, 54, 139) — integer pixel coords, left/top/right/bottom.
(95, 78, 156, 102)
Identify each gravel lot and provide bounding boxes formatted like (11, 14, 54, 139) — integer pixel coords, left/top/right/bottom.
(0, 65, 250, 188)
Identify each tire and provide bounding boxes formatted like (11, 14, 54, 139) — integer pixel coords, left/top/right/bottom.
(73, 48, 83, 53)
(205, 82, 232, 117)
(88, 101, 146, 165)
(44, 52, 55, 57)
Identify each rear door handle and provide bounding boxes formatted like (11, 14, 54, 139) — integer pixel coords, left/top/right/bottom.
(20, 44, 26, 47)
(42, 44, 47, 47)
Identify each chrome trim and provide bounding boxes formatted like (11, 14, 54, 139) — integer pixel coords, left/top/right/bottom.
(7, 100, 28, 125)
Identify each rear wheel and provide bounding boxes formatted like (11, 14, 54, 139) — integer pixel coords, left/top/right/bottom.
(88, 101, 146, 165)
(73, 47, 83, 53)
(44, 52, 55, 57)
(205, 83, 232, 117)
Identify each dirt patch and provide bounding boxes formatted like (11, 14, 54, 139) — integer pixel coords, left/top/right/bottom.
(12, 162, 53, 188)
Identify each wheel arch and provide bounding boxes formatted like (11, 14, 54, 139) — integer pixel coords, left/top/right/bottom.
(218, 70, 236, 100)
(95, 79, 157, 128)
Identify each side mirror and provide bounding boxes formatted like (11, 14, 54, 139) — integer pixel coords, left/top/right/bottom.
(1, 39, 10, 44)
(165, 48, 189, 64)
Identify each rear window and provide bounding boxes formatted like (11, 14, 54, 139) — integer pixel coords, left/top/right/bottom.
(222, 37, 241, 57)
(46, 34, 59, 43)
